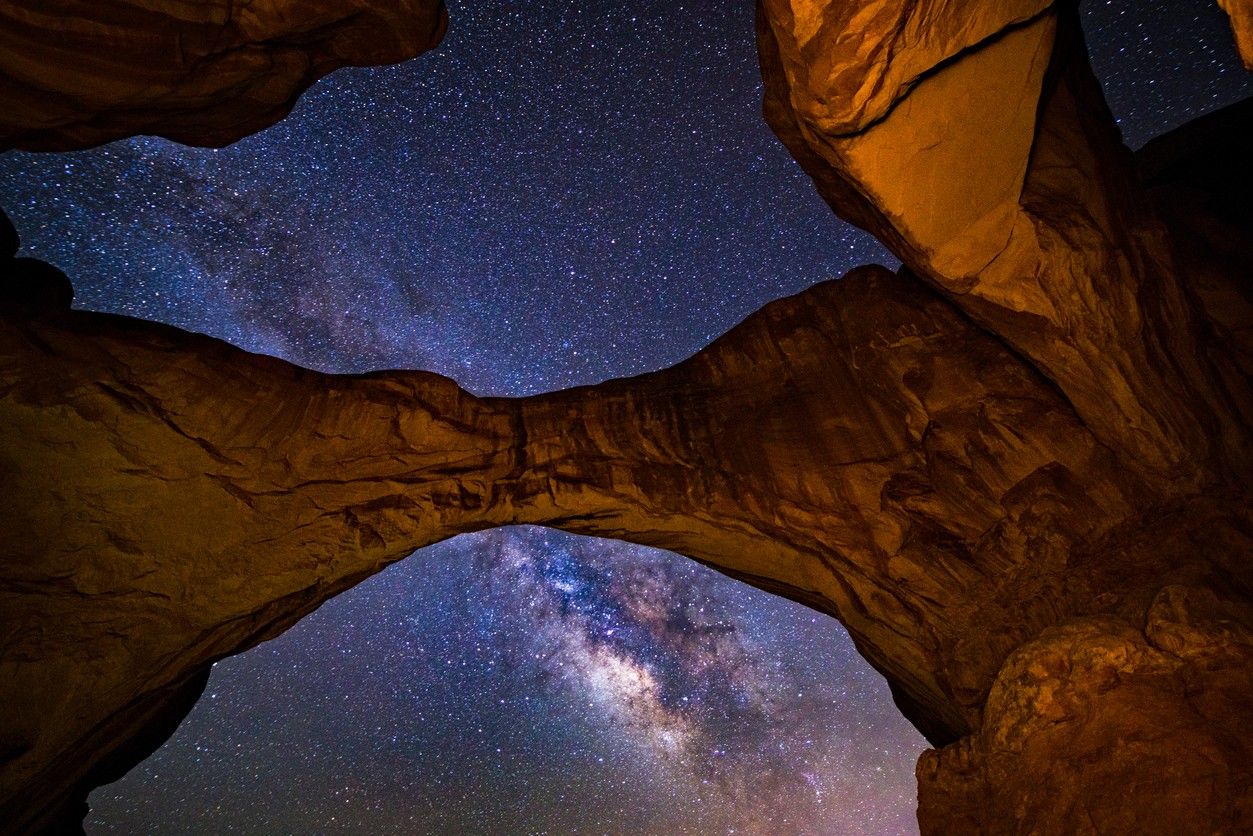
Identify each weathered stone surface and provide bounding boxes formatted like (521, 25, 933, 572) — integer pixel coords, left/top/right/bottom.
(917, 587, 1253, 834)
(0, 265, 1113, 825)
(751, 2, 1252, 829)
(2, 259, 1249, 832)
(1, 0, 1251, 833)
(0, 0, 448, 151)
(756, 0, 1252, 486)
(1220, 0, 1253, 69)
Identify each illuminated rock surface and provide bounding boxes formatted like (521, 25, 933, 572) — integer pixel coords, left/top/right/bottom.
(1220, 0, 1253, 69)
(0, 0, 447, 151)
(1, 0, 1251, 833)
(756, 0, 1250, 484)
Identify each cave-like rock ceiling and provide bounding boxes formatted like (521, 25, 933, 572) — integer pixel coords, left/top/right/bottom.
(2, 0, 1251, 833)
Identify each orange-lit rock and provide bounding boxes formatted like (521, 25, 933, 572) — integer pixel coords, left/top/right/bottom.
(756, 0, 1252, 485)
(1219, 0, 1253, 69)
(917, 592, 1253, 834)
(3, 257, 1250, 832)
(0, 265, 1117, 826)
(0, 0, 447, 151)
(1, 0, 1252, 833)
(753, 2, 1252, 828)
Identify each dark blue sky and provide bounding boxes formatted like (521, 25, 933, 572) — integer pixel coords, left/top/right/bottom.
(1, 0, 1248, 833)
(1, 1, 890, 396)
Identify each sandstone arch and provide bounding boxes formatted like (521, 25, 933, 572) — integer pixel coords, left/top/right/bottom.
(1, 0, 1251, 832)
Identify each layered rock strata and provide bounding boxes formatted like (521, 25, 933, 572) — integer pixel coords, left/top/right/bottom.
(0, 0, 447, 151)
(0, 0, 1251, 833)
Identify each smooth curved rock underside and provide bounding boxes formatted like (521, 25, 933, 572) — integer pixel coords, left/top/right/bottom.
(0, 0, 448, 151)
(1, 0, 1251, 834)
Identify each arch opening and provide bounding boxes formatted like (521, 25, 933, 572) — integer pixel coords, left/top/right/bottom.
(0, 0, 1247, 832)
(87, 527, 927, 833)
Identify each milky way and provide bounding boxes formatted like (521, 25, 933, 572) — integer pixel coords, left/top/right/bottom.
(1, 0, 1248, 833)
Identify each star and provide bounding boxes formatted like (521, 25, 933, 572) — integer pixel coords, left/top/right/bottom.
(0, 0, 1247, 832)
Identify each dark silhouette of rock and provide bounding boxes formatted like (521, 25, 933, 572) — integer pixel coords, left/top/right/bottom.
(0, 210, 74, 313)
(0, 1, 1251, 834)
(1137, 97, 1253, 378)
(0, 0, 448, 151)
(1, 258, 74, 312)
(1, 209, 17, 258)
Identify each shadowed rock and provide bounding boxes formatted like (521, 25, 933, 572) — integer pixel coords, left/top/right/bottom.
(1, 259, 74, 312)
(0, 210, 16, 258)
(1, 0, 1251, 833)
(0, 210, 74, 312)
(0, 0, 448, 151)
(1137, 97, 1253, 377)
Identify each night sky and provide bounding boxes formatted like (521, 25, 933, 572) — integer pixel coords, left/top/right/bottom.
(1, 0, 1249, 833)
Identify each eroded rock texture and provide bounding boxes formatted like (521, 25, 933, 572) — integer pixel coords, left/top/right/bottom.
(3, 259, 1250, 832)
(753, 0, 1253, 831)
(0, 260, 1224, 831)
(1, 0, 1251, 834)
(757, 0, 1250, 486)
(0, 0, 447, 151)
(917, 591, 1253, 834)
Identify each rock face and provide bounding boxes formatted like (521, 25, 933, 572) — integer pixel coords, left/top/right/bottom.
(917, 592, 1253, 834)
(757, 0, 1250, 487)
(0, 0, 447, 151)
(1221, 0, 1253, 69)
(754, 1, 1252, 830)
(2, 259, 1250, 832)
(1, 0, 1251, 834)
(1137, 97, 1253, 378)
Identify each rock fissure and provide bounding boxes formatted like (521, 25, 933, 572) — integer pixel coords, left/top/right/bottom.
(823, 4, 1060, 142)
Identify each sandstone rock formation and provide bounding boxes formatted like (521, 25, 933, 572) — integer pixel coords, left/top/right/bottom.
(757, 0, 1250, 487)
(754, 1, 1253, 830)
(1, 0, 1251, 834)
(1221, 0, 1253, 69)
(917, 593, 1253, 833)
(0, 0, 447, 151)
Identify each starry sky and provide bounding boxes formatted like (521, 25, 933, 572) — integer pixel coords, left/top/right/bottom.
(1, 1, 1249, 834)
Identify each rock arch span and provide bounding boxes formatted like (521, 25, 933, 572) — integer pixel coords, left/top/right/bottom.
(1, 0, 1251, 832)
